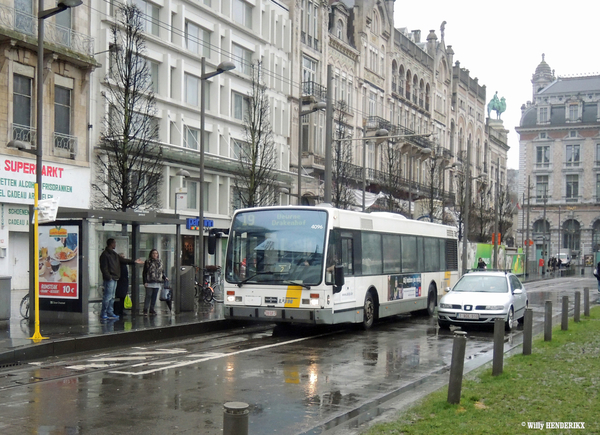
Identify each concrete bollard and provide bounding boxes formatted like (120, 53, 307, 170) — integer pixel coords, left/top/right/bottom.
(523, 308, 533, 356)
(223, 402, 249, 435)
(447, 330, 467, 405)
(492, 318, 504, 376)
(561, 296, 569, 331)
(584, 287, 590, 317)
(574, 291, 580, 323)
(544, 300, 552, 342)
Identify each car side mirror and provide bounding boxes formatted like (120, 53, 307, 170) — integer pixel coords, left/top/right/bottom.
(513, 289, 522, 295)
(207, 234, 216, 255)
(333, 265, 345, 293)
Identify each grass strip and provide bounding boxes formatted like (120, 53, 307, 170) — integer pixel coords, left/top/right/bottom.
(364, 306, 600, 435)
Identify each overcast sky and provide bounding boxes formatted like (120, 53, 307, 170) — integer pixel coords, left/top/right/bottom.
(394, 1, 598, 170)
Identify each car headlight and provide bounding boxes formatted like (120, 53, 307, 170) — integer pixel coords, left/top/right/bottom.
(439, 303, 452, 309)
(484, 305, 504, 310)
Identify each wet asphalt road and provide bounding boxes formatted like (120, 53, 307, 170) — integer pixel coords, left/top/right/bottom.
(0, 277, 596, 435)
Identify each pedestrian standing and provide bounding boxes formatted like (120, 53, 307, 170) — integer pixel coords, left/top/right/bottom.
(99, 238, 143, 321)
(477, 257, 487, 270)
(596, 260, 600, 293)
(143, 249, 165, 316)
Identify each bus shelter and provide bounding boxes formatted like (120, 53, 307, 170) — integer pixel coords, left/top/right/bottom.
(32, 207, 189, 324)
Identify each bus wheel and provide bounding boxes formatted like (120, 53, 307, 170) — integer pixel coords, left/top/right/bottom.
(426, 286, 437, 316)
(362, 292, 375, 330)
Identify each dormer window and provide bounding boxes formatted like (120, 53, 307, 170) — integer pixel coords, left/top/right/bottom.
(336, 19, 343, 40)
(538, 107, 548, 123)
(539, 132, 547, 139)
(568, 104, 579, 121)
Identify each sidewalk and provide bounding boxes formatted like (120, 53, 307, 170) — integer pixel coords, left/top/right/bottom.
(0, 289, 230, 366)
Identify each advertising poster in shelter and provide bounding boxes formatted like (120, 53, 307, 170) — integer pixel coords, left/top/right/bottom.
(38, 224, 79, 299)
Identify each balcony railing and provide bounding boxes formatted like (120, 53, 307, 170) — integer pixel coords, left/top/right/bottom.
(11, 123, 36, 146)
(364, 116, 434, 150)
(0, 4, 94, 56)
(53, 132, 78, 159)
(301, 81, 328, 102)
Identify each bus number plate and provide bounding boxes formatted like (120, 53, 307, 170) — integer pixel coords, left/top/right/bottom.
(264, 310, 277, 317)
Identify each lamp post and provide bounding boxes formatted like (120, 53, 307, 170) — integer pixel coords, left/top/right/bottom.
(198, 57, 234, 282)
(461, 139, 472, 274)
(174, 169, 190, 314)
(25, 0, 82, 338)
(297, 101, 326, 204)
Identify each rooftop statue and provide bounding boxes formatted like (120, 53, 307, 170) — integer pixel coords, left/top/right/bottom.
(487, 91, 506, 120)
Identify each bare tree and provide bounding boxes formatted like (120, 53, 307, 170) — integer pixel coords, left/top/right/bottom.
(331, 100, 355, 209)
(379, 139, 403, 212)
(498, 186, 515, 242)
(470, 181, 494, 242)
(422, 154, 446, 222)
(233, 62, 278, 208)
(92, 4, 163, 211)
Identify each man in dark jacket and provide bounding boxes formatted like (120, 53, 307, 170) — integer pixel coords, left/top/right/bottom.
(99, 238, 142, 320)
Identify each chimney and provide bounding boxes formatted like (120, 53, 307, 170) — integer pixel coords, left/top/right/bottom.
(411, 29, 421, 43)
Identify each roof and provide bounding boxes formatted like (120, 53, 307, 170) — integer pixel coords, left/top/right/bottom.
(539, 75, 600, 95)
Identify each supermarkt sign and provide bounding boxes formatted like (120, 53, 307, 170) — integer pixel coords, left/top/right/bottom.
(0, 157, 89, 208)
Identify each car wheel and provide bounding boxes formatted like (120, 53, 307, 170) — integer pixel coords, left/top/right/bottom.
(362, 291, 375, 330)
(438, 319, 450, 329)
(505, 306, 515, 331)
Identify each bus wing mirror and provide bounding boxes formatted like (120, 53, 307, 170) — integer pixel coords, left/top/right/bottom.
(333, 265, 345, 293)
(208, 234, 217, 255)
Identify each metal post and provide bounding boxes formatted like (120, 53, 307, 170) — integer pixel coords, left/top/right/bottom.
(493, 157, 499, 269)
(323, 65, 333, 203)
(523, 308, 533, 355)
(561, 295, 568, 331)
(223, 402, 249, 435)
(492, 317, 504, 376)
(574, 291, 580, 322)
(461, 139, 471, 273)
(408, 145, 413, 219)
(199, 57, 206, 282)
(558, 205, 561, 274)
(174, 190, 181, 314)
(525, 176, 531, 277)
(544, 300, 552, 341)
(584, 287, 590, 317)
(362, 139, 367, 211)
(297, 77, 303, 205)
(447, 330, 467, 404)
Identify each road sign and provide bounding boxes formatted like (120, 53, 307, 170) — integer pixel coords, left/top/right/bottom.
(38, 197, 59, 223)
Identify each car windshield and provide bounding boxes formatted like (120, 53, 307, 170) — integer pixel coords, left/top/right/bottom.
(453, 275, 508, 293)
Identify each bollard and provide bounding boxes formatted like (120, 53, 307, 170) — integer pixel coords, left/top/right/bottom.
(544, 300, 552, 342)
(574, 291, 580, 322)
(492, 318, 504, 376)
(561, 296, 569, 331)
(223, 402, 249, 435)
(584, 287, 590, 317)
(523, 308, 533, 356)
(447, 331, 467, 404)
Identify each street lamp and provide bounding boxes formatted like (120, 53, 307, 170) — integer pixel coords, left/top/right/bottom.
(297, 101, 326, 204)
(198, 57, 234, 282)
(17, 0, 82, 339)
(173, 169, 190, 314)
(406, 144, 431, 219)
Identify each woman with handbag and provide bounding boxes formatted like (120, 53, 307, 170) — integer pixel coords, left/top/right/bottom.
(142, 249, 165, 316)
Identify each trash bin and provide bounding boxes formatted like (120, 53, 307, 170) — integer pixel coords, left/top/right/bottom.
(178, 266, 196, 312)
(0, 276, 12, 321)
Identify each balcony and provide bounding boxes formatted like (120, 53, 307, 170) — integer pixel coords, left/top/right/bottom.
(11, 123, 36, 147)
(0, 4, 94, 57)
(53, 132, 78, 159)
(301, 81, 327, 102)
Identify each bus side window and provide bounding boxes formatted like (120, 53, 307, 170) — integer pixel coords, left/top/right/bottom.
(341, 237, 354, 275)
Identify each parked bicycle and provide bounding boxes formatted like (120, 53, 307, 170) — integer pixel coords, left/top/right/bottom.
(194, 265, 221, 304)
(20, 294, 30, 319)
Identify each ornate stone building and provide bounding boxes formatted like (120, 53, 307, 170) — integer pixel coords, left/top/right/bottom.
(517, 55, 600, 267)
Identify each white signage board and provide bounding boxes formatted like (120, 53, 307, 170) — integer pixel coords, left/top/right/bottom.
(0, 156, 90, 208)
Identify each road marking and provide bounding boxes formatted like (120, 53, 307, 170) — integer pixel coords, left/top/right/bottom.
(109, 333, 334, 376)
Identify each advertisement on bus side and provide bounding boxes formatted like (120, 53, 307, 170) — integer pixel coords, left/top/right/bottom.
(388, 273, 422, 301)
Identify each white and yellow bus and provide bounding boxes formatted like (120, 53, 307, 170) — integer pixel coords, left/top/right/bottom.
(223, 205, 459, 329)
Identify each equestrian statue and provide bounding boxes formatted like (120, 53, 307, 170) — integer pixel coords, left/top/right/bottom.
(487, 91, 506, 120)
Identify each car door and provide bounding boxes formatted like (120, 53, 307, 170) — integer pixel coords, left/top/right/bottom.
(509, 275, 527, 318)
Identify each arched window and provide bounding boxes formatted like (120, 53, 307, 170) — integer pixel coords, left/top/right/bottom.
(412, 76, 418, 103)
(372, 11, 379, 34)
(563, 219, 581, 251)
(405, 71, 411, 100)
(592, 220, 600, 252)
(336, 19, 343, 40)
(533, 219, 550, 234)
(425, 84, 430, 111)
(391, 62, 397, 93)
(399, 65, 405, 95)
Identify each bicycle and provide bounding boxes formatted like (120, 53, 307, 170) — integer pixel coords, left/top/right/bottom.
(20, 294, 30, 319)
(194, 265, 221, 304)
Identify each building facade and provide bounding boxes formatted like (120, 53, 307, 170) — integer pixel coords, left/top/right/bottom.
(517, 55, 600, 267)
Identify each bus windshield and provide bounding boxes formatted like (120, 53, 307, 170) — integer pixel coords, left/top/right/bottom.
(225, 209, 328, 286)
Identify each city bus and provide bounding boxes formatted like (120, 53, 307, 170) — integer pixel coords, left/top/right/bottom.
(223, 205, 459, 329)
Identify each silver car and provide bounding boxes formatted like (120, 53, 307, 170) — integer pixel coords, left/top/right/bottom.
(437, 271, 528, 331)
